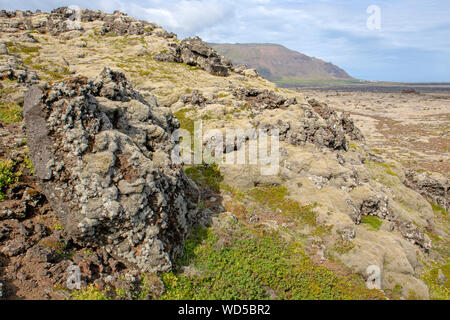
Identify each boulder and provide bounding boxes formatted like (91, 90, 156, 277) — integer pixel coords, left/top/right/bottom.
(154, 37, 233, 76)
(0, 42, 8, 55)
(233, 87, 297, 110)
(0, 55, 38, 84)
(404, 170, 449, 211)
(24, 68, 200, 272)
(308, 99, 364, 142)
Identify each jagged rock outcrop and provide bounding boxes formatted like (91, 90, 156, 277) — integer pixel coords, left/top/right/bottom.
(397, 221, 432, 251)
(0, 7, 173, 39)
(308, 99, 364, 141)
(0, 54, 38, 84)
(233, 64, 260, 78)
(179, 90, 208, 108)
(23, 68, 200, 272)
(233, 87, 297, 110)
(346, 192, 431, 251)
(248, 97, 361, 151)
(154, 37, 233, 76)
(404, 170, 449, 211)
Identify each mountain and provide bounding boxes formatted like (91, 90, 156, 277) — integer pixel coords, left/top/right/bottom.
(210, 43, 353, 86)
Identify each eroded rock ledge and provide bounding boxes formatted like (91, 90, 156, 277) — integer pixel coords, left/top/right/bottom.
(404, 170, 449, 212)
(23, 68, 200, 272)
(154, 36, 234, 76)
(0, 7, 174, 38)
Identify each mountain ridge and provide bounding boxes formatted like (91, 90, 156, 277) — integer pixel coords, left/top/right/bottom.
(209, 42, 353, 86)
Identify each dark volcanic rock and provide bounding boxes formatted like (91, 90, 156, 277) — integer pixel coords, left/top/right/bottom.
(404, 170, 449, 212)
(308, 99, 364, 142)
(100, 12, 156, 36)
(180, 90, 208, 107)
(24, 68, 200, 272)
(397, 221, 431, 252)
(0, 7, 163, 37)
(0, 55, 38, 84)
(233, 87, 297, 110)
(154, 37, 233, 76)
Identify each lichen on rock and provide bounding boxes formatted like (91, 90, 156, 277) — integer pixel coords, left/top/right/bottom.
(23, 68, 200, 272)
(154, 36, 233, 76)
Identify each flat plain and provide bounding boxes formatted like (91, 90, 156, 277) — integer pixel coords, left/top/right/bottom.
(301, 85, 450, 177)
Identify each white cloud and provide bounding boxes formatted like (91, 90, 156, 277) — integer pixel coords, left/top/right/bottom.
(135, 0, 234, 36)
(0, 0, 448, 81)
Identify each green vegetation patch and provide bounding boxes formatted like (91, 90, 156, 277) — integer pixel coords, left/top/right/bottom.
(23, 150, 34, 174)
(420, 263, 450, 300)
(160, 224, 384, 300)
(431, 202, 447, 216)
(384, 284, 404, 300)
(0, 160, 21, 201)
(173, 107, 196, 136)
(248, 185, 316, 226)
(360, 215, 382, 231)
(367, 161, 400, 187)
(0, 104, 23, 123)
(0, 81, 20, 104)
(184, 164, 223, 192)
(31, 64, 70, 81)
(104, 32, 118, 37)
(5, 42, 40, 55)
(370, 161, 398, 177)
(333, 239, 355, 254)
(71, 285, 111, 300)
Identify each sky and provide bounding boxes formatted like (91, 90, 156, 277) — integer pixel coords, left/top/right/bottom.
(2, 0, 450, 82)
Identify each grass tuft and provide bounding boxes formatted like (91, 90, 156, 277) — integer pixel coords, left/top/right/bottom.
(420, 263, 450, 300)
(0, 104, 23, 123)
(0, 160, 21, 201)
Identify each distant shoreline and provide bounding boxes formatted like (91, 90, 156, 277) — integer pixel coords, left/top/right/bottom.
(286, 81, 450, 93)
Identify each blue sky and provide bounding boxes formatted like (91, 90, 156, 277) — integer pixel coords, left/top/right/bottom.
(2, 0, 450, 82)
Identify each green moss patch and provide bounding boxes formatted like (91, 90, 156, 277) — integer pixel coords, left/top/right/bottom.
(31, 64, 70, 81)
(184, 164, 223, 192)
(173, 107, 196, 136)
(431, 202, 447, 216)
(6, 42, 40, 55)
(248, 185, 316, 226)
(360, 216, 382, 231)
